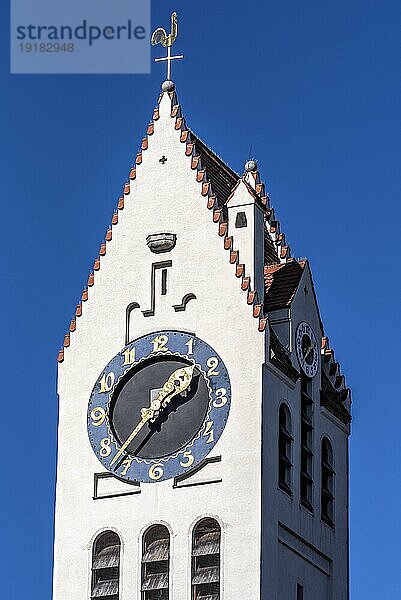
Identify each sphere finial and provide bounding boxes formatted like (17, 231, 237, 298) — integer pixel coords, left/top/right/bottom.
(245, 159, 258, 173)
(162, 80, 175, 92)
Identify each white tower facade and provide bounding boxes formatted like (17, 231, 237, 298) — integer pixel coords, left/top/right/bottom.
(53, 82, 351, 600)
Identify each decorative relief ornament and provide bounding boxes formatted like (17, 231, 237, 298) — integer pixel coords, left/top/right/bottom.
(88, 331, 231, 483)
(295, 321, 319, 378)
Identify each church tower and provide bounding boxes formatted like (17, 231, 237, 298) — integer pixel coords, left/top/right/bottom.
(53, 14, 351, 600)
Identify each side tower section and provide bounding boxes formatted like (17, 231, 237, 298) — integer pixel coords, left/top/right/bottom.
(261, 253, 351, 599)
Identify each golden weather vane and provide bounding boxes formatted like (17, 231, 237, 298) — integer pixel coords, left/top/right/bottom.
(151, 12, 184, 82)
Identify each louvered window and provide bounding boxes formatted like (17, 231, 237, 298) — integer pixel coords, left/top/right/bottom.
(192, 518, 221, 600)
(321, 438, 335, 527)
(300, 375, 314, 511)
(142, 525, 170, 600)
(91, 531, 121, 600)
(278, 403, 293, 494)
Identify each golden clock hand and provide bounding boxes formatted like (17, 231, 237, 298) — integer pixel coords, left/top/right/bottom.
(153, 364, 195, 413)
(110, 365, 195, 466)
(110, 408, 153, 466)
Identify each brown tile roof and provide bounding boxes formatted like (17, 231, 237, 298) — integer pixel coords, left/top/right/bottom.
(265, 229, 280, 266)
(264, 260, 306, 311)
(190, 133, 238, 210)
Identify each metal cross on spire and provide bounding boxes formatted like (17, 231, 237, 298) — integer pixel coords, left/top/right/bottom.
(151, 12, 184, 83)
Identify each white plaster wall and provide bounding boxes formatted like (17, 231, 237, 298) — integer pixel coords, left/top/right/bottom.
(53, 91, 265, 600)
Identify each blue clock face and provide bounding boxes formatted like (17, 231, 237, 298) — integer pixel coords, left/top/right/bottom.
(87, 331, 231, 483)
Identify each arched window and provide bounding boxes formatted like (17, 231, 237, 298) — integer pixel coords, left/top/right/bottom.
(141, 524, 170, 600)
(192, 518, 221, 600)
(91, 531, 121, 600)
(278, 403, 293, 494)
(321, 438, 335, 527)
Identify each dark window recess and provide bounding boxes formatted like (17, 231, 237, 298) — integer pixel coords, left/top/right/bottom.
(235, 211, 247, 228)
(142, 525, 170, 600)
(161, 269, 168, 296)
(91, 530, 121, 600)
(300, 375, 314, 511)
(279, 404, 293, 494)
(321, 438, 335, 527)
(192, 518, 221, 600)
(297, 583, 304, 600)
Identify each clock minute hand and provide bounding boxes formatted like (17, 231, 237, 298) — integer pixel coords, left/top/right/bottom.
(110, 408, 154, 466)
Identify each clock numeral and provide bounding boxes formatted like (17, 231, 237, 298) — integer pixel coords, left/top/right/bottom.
(122, 348, 136, 366)
(180, 451, 194, 468)
(152, 335, 169, 353)
(91, 407, 106, 427)
(149, 462, 164, 481)
(185, 338, 194, 355)
(207, 356, 220, 377)
(99, 438, 112, 457)
(100, 372, 115, 393)
(203, 421, 214, 444)
(213, 388, 228, 408)
(120, 457, 133, 477)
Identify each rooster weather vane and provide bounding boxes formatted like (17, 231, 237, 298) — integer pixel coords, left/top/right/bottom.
(152, 12, 184, 82)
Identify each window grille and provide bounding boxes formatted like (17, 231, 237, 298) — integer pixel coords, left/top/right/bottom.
(91, 531, 121, 600)
(192, 518, 221, 600)
(279, 403, 293, 494)
(321, 437, 335, 527)
(300, 375, 314, 510)
(142, 525, 170, 600)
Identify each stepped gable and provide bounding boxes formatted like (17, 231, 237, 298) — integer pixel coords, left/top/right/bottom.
(321, 336, 351, 422)
(57, 87, 267, 363)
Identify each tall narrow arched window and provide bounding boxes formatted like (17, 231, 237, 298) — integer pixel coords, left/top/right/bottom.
(141, 524, 170, 600)
(321, 438, 335, 527)
(192, 518, 221, 600)
(278, 403, 293, 494)
(91, 531, 121, 600)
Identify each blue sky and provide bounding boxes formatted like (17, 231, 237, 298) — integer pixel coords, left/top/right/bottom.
(1, 1, 400, 598)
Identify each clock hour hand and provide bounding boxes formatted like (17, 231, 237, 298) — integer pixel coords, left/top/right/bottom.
(110, 365, 195, 466)
(150, 364, 195, 421)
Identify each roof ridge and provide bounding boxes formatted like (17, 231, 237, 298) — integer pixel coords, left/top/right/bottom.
(188, 129, 239, 180)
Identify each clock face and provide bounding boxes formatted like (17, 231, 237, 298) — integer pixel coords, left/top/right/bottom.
(87, 331, 231, 483)
(295, 321, 319, 378)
